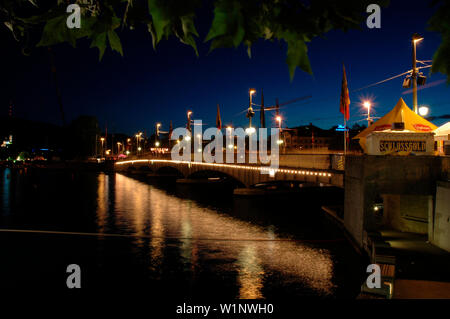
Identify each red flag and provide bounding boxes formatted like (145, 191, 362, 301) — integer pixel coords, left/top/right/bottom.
(216, 104, 222, 130)
(340, 64, 350, 121)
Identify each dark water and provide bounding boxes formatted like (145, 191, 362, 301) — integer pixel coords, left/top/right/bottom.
(0, 168, 365, 298)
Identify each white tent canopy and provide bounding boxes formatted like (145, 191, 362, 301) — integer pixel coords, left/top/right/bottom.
(434, 122, 450, 141)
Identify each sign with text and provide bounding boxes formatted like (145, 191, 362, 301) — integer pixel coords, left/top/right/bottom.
(379, 140, 427, 153)
(366, 131, 434, 155)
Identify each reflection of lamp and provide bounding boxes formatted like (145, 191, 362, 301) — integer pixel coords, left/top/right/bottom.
(245, 127, 256, 134)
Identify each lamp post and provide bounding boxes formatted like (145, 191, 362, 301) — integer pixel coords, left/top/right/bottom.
(412, 33, 423, 114)
(363, 101, 372, 126)
(100, 137, 105, 156)
(187, 111, 192, 132)
(156, 123, 161, 147)
(275, 115, 284, 151)
(135, 132, 142, 155)
(247, 89, 256, 131)
(276, 115, 282, 130)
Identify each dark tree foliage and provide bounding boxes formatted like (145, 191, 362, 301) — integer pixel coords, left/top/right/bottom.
(10, 0, 450, 82)
(428, 0, 450, 82)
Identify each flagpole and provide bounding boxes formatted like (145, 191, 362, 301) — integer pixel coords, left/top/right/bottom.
(344, 117, 347, 154)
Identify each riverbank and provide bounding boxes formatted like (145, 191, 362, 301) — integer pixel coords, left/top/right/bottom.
(322, 205, 450, 299)
(0, 160, 113, 172)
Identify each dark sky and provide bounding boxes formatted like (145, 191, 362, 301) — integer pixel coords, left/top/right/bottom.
(2, 0, 450, 135)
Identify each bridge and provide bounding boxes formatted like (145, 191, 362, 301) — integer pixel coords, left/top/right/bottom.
(114, 153, 346, 188)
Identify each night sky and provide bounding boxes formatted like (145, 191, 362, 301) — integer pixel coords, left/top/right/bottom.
(2, 0, 450, 136)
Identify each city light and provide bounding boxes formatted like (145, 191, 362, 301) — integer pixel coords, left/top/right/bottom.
(245, 127, 256, 134)
(418, 106, 429, 116)
(276, 116, 282, 129)
(277, 139, 284, 145)
(155, 141, 160, 147)
(363, 100, 372, 126)
(184, 135, 191, 141)
(412, 33, 423, 43)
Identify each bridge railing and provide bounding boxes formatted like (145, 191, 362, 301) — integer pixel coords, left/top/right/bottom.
(122, 152, 346, 171)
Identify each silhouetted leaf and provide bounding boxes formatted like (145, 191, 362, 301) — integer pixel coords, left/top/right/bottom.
(108, 29, 123, 56)
(205, 0, 244, 49)
(90, 32, 107, 60)
(148, 0, 170, 43)
(285, 35, 312, 80)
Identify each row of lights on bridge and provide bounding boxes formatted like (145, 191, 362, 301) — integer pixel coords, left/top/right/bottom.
(116, 159, 333, 178)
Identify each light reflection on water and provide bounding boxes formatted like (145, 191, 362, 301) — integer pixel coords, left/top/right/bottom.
(102, 173, 335, 298)
(0, 169, 352, 297)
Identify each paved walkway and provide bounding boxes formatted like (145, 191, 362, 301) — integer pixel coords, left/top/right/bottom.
(379, 229, 450, 298)
(394, 279, 450, 299)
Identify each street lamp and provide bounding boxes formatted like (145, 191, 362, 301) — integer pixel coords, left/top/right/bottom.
(418, 106, 429, 117)
(100, 137, 105, 156)
(187, 110, 192, 131)
(249, 89, 256, 107)
(276, 115, 282, 129)
(246, 89, 256, 130)
(135, 132, 142, 154)
(156, 123, 161, 136)
(363, 101, 372, 126)
(412, 33, 424, 113)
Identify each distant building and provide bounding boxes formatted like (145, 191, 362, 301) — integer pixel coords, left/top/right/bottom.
(282, 123, 365, 152)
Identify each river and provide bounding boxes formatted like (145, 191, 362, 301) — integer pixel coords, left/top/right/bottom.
(0, 168, 364, 298)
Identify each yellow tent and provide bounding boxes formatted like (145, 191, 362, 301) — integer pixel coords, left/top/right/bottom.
(354, 98, 437, 152)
